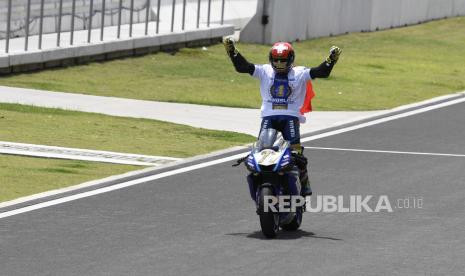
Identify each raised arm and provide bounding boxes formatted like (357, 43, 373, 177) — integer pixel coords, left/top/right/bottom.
(309, 46, 342, 79)
(223, 38, 255, 76)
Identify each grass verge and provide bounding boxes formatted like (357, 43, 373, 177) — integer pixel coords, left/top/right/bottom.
(0, 103, 254, 158)
(1, 17, 464, 110)
(0, 103, 254, 202)
(0, 155, 140, 203)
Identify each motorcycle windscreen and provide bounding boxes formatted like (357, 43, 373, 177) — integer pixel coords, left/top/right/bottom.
(253, 129, 288, 153)
(255, 129, 278, 152)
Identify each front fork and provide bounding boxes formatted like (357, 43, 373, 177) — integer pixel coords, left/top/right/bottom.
(247, 170, 301, 206)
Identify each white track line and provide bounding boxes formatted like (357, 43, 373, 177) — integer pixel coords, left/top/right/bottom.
(1, 95, 465, 219)
(300, 96, 465, 143)
(0, 148, 158, 166)
(0, 141, 180, 162)
(0, 141, 181, 160)
(305, 147, 465, 158)
(0, 153, 245, 219)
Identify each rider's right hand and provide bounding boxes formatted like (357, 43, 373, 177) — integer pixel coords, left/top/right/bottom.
(326, 46, 342, 64)
(223, 37, 236, 54)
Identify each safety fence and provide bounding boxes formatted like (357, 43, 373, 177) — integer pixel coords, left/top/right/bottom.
(1, 0, 227, 53)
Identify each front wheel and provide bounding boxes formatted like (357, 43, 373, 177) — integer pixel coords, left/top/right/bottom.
(281, 206, 303, 231)
(258, 186, 279, 238)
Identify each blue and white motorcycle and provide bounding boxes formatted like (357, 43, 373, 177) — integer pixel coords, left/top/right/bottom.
(235, 129, 305, 238)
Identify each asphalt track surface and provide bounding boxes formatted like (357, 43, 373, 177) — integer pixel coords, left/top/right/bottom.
(1, 101, 465, 275)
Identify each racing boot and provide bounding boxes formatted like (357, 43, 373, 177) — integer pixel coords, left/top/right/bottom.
(291, 145, 312, 196)
(300, 167, 312, 196)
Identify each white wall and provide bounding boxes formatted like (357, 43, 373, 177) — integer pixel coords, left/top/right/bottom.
(241, 0, 465, 44)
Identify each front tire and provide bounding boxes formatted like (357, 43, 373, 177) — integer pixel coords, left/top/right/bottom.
(281, 206, 303, 231)
(258, 186, 279, 238)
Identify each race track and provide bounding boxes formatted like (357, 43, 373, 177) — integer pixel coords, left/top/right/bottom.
(1, 98, 464, 276)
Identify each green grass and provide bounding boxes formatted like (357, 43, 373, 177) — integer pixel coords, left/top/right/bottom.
(1, 17, 465, 110)
(0, 103, 254, 202)
(0, 155, 140, 202)
(0, 103, 254, 158)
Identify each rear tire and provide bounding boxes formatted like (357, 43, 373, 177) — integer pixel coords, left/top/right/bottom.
(258, 186, 279, 238)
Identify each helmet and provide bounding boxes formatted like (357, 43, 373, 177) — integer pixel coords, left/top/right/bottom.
(269, 42, 295, 73)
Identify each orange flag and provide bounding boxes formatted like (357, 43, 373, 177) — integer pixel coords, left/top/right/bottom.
(300, 80, 315, 114)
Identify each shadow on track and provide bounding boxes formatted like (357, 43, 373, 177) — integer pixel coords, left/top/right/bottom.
(227, 230, 342, 241)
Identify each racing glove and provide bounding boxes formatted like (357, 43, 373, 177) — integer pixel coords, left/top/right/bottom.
(223, 37, 239, 57)
(326, 46, 342, 64)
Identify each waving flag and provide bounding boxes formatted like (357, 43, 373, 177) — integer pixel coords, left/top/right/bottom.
(300, 80, 315, 114)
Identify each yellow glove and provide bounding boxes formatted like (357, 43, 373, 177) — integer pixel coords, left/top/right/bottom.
(326, 45, 342, 64)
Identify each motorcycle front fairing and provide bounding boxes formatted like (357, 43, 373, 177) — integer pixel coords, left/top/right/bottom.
(247, 130, 293, 173)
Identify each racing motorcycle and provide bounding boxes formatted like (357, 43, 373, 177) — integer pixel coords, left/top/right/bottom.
(234, 129, 305, 238)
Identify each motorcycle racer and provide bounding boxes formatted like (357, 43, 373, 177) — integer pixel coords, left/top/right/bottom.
(224, 38, 341, 196)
